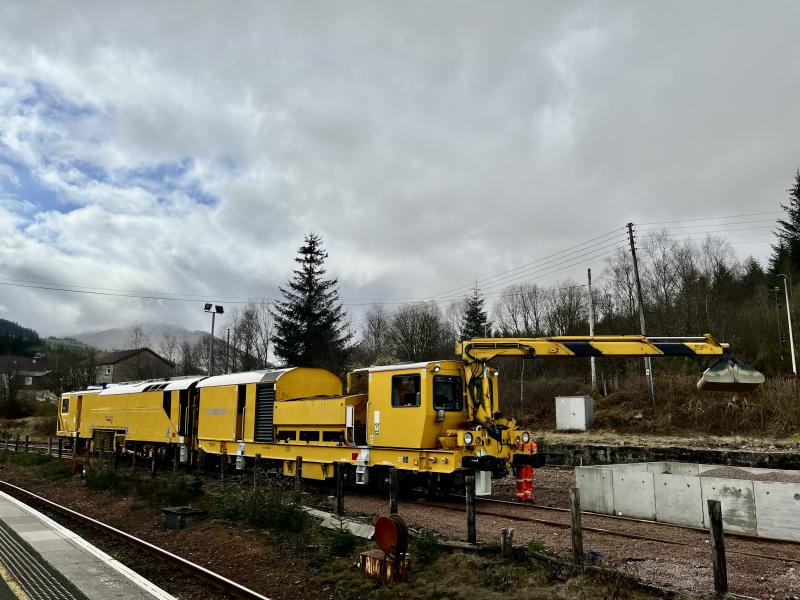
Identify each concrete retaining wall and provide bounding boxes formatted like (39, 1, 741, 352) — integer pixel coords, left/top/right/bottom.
(575, 461, 800, 542)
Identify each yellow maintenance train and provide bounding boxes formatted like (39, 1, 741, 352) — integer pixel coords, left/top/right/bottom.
(57, 334, 762, 496)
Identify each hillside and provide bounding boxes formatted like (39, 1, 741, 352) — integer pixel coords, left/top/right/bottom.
(70, 322, 212, 352)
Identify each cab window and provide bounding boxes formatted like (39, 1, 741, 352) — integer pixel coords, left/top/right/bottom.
(61, 397, 70, 413)
(433, 376, 463, 411)
(392, 375, 420, 407)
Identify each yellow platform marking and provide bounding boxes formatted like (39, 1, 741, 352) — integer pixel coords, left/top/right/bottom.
(0, 561, 31, 600)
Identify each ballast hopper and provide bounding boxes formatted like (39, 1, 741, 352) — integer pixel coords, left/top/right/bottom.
(697, 358, 765, 392)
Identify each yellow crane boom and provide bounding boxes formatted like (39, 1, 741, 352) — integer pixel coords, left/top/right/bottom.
(455, 334, 763, 424)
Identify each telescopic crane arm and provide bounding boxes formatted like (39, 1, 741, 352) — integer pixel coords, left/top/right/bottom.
(455, 334, 763, 425)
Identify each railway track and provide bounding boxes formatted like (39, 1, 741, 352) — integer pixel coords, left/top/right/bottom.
(6, 441, 800, 566)
(420, 494, 800, 565)
(0, 479, 270, 600)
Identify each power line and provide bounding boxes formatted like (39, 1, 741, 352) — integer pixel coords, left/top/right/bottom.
(428, 227, 626, 300)
(638, 210, 780, 226)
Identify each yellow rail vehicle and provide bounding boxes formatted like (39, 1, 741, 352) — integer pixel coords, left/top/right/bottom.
(58, 334, 763, 498)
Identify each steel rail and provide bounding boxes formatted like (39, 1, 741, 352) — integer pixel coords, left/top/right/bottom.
(0, 480, 270, 600)
(422, 498, 800, 565)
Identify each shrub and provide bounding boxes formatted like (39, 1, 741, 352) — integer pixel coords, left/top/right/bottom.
(525, 538, 546, 558)
(38, 459, 73, 480)
(158, 476, 204, 506)
(328, 520, 358, 557)
(413, 528, 441, 565)
(210, 484, 308, 534)
(86, 468, 129, 495)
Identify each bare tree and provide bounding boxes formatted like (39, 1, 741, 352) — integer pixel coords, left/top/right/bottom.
(128, 322, 150, 349)
(255, 299, 273, 367)
(159, 329, 178, 367)
(388, 302, 451, 362)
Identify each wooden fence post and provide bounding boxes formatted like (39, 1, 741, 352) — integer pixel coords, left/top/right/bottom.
(501, 528, 515, 558)
(48, 436, 53, 457)
(294, 456, 303, 491)
(389, 467, 399, 514)
(15, 434, 20, 453)
(707, 499, 728, 595)
(253, 454, 260, 488)
(58, 438, 63, 459)
(4, 432, 9, 451)
(336, 462, 344, 516)
(24, 435, 29, 453)
(220, 449, 226, 482)
(151, 445, 158, 478)
(465, 474, 477, 545)
(570, 488, 584, 564)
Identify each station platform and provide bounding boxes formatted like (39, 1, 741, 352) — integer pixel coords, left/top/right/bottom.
(0, 490, 175, 600)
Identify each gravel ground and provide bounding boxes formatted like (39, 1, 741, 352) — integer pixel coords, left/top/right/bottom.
(537, 431, 800, 453)
(699, 466, 800, 483)
(335, 469, 800, 600)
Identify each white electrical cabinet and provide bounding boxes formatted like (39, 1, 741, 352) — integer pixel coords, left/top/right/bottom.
(555, 396, 594, 431)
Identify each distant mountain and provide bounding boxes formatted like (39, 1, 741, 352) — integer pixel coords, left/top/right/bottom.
(70, 322, 214, 352)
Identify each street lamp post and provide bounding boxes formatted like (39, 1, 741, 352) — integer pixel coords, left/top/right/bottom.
(204, 304, 224, 376)
(778, 275, 797, 376)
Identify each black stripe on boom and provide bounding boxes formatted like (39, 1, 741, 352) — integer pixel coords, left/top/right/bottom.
(653, 343, 696, 356)
(562, 342, 603, 357)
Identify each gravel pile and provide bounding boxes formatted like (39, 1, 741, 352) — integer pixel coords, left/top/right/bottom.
(700, 466, 800, 483)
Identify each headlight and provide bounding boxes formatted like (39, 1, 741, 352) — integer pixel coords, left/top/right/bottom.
(463, 432, 473, 446)
(522, 431, 531, 443)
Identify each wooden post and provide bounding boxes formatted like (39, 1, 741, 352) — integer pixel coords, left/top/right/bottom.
(24, 435, 29, 453)
(131, 443, 137, 473)
(4, 432, 9, 451)
(58, 438, 63, 459)
(336, 462, 344, 516)
(465, 474, 477, 545)
(71, 436, 77, 464)
(294, 456, 303, 491)
(570, 488, 584, 564)
(151, 445, 158, 478)
(112, 441, 119, 471)
(15, 434, 20, 453)
(48, 436, 53, 457)
(388, 467, 399, 514)
(220, 450, 226, 482)
(253, 454, 260, 488)
(707, 499, 728, 595)
(500, 528, 515, 558)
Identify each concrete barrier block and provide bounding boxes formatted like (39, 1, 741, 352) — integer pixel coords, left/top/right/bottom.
(576, 467, 613, 514)
(654, 473, 704, 528)
(753, 481, 800, 542)
(700, 478, 757, 535)
(663, 462, 699, 476)
(612, 469, 655, 520)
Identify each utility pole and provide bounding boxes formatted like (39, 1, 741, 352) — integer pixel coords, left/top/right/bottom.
(778, 274, 797, 375)
(774, 286, 785, 361)
(627, 223, 655, 406)
(204, 304, 224, 376)
(226, 328, 231, 373)
(587, 268, 597, 392)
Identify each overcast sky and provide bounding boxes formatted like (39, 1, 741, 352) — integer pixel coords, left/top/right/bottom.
(0, 1, 796, 337)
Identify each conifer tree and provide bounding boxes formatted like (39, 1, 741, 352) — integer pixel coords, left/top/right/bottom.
(271, 233, 351, 370)
(459, 282, 491, 340)
(770, 168, 800, 276)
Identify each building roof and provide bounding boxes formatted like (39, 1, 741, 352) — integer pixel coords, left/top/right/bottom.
(95, 348, 173, 367)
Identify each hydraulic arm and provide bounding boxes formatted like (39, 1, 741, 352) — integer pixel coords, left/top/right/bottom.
(455, 334, 764, 423)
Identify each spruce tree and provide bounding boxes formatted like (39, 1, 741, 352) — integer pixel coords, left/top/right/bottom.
(271, 233, 352, 370)
(770, 168, 800, 276)
(459, 282, 491, 340)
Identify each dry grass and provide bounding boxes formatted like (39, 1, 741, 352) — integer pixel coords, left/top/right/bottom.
(506, 373, 799, 436)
